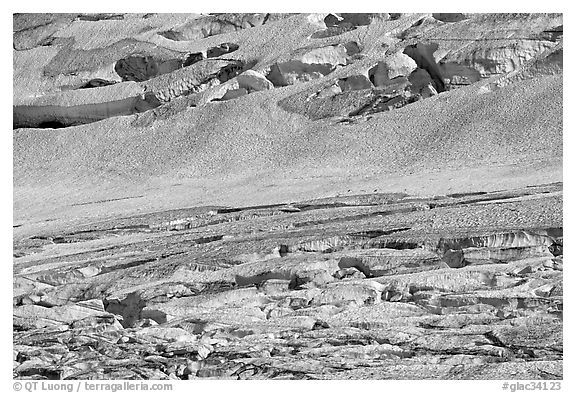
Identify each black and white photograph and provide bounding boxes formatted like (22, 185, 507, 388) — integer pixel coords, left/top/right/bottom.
(10, 6, 567, 387)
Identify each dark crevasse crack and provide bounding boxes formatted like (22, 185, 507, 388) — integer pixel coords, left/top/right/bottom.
(98, 257, 161, 275)
(194, 235, 224, 244)
(293, 205, 429, 228)
(436, 230, 561, 253)
(96, 247, 230, 276)
(78, 79, 118, 89)
(290, 31, 556, 121)
(71, 195, 145, 206)
(432, 13, 468, 23)
(23, 225, 151, 248)
(348, 228, 412, 238)
(533, 25, 563, 42)
(403, 43, 446, 93)
(13, 177, 563, 380)
(180, 43, 240, 68)
(29, 235, 95, 244)
(114, 55, 186, 83)
(428, 188, 561, 208)
(18, 40, 252, 129)
(104, 292, 146, 328)
(36, 120, 66, 129)
(77, 14, 124, 22)
(265, 42, 361, 88)
(277, 41, 451, 120)
(266, 62, 337, 87)
(446, 191, 488, 198)
(13, 92, 161, 129)
(14, 57, 251, 129)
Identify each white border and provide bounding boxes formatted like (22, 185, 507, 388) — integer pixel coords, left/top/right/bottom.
(4, 2, 572, 391)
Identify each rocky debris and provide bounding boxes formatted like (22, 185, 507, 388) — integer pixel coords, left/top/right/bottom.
(12, 185, 563, 379)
